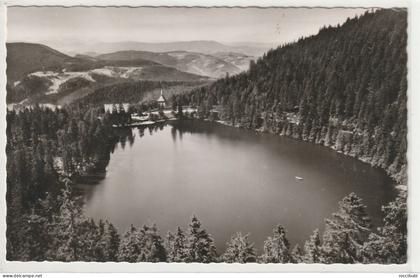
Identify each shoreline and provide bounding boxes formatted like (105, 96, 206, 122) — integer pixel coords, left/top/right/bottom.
(109, 116, 406, 193)
(212, 119, 407, 193)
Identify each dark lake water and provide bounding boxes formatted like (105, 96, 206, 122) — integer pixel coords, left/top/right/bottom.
(80, 120, 396, 252)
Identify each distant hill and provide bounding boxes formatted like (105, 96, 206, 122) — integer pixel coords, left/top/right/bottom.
(212, 52, 254, 71)
(6, 43, 209, 104)
(45, 40, 269, 57)
(96, 50, 178, 67)
(97, 50, 244, 78)
(6, 42, 80, 83)
(6, 43, 162, 82)
(165, 51, 241, 78)
(74, 54, 99, 61)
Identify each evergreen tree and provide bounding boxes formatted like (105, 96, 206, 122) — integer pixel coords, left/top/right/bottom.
(260, 225, 290, 263)
(177, 105, 184, 119)
(303, 229, 323, 263)
(222, 232, 257, 263)
(75, 218, 101, 261)
(137, 224, 167, 262)
(106, 222, 121, 261)
(322, 192, 371, 263)
(362, 191, 407, 263)
(96, 221, 120, 261)
(166, 231, 176, 261)
(50, 181, 83, 261)
(185, 215, 217, 263)
(166, 227, 188, 262)
(116, 223, 167, 262)
(118, 225, 142, 262)
(290, 244, 304, 263)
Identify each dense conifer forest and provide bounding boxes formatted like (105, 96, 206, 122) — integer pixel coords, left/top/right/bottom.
(173, 9, 408, 184)
(76, 80, 206, 105)
(6, 9, 408, 263)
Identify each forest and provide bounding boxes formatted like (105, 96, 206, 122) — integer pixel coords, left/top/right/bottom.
(172, 9, 408, 184)
(6, 106, 407, 263)
(76, 80, 206, 105)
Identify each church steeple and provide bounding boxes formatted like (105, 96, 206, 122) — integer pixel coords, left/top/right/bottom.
(157, 89, 167, 108)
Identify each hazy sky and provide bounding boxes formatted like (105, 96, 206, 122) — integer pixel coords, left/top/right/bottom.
(7, 7, 367, 46)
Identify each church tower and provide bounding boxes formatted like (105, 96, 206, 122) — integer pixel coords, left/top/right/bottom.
(157, 89, 167, 108)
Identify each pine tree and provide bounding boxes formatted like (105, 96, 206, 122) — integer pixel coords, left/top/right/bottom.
(379, 191, 407, 263)
(185, 215, 217, 263)
(96, 221, 120, 261)
(322, 192, 371, 263)
(166, 231, 175, 261)
(260, 225, 290, 263)
(106, 222, 121, 261)
(362, 191, 407, 263)
(75, 218, 101, 261)
(222, 232, 257, 263)
(177, 105, 184, 119)
(50, 181, 84, 261)
(166, 227, 188, 262)
(290, 244, 304, 263)
(136, 224, 167, 262)
(26, 212, 51, 261)
(118, 225, 142, 262)
(118, 223, 167, 262)
(303, 229, 323, 263)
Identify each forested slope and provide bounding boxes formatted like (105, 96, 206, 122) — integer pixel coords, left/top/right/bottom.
(76, 80, 207, 105)
(6, 107, 407, 263)
(175, 9, 407, 183)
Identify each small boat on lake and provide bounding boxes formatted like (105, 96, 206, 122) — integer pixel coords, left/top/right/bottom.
(295, 176, 304, 180)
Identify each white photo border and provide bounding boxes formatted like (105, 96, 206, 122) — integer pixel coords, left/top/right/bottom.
(0, 0, 418, 273)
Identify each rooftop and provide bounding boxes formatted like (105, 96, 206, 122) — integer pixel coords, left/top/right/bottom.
(157, 90, 166, 102)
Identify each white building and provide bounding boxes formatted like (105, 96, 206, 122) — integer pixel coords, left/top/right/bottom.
(157, 90, 167, 108)
(104, 103, 130, 113)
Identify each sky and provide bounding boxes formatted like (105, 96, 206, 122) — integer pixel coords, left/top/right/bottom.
(7, 7, 368, 50)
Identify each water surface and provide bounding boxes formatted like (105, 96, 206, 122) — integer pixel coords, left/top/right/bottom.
(81, 121, 396, 252)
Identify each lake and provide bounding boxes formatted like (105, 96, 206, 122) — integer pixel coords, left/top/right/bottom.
(80, 120, 396, 252)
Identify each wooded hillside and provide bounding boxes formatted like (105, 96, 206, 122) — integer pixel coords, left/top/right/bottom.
(175, 9, 408, 183)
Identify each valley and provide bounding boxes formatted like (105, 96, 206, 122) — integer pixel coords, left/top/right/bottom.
(6, 42, 254, 106)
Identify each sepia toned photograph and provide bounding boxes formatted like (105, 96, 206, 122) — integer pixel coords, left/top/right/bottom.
(4, 4, 408, 267)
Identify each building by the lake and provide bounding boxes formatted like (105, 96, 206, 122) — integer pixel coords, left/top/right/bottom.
(7, 103, 61, 112)
(104, 103, 130, 113)
(157, 90, 167, 108)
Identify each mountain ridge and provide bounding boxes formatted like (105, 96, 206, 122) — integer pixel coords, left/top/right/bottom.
(6, 42, 209, 104)
(174, 9, 408, 184)
(36, 39, 269, 57)
(96, 50, 248, 78)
